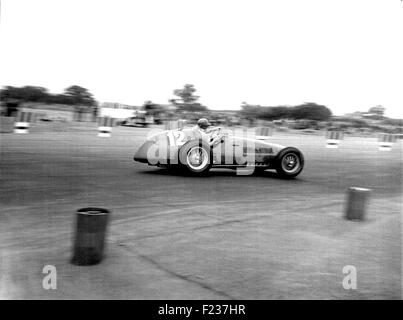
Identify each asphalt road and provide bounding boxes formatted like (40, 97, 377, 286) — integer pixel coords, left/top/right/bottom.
(0, 122, 401, 299)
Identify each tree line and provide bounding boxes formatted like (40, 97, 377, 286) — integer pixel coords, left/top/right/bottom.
(240, 102, 332, 121)
(1, 83, 334, 121)
(0, 85, 96, 107)
(169, 85, 332, 121)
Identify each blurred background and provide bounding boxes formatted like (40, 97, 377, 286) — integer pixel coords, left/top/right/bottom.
(1, 83, 402, 135)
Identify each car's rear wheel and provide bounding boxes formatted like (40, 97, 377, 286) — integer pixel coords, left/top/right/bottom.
(179, 140, 212, 175)
(275, 147, 304, 178)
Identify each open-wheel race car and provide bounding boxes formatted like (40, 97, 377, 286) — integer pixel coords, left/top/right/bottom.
(133, 126, 304, 178)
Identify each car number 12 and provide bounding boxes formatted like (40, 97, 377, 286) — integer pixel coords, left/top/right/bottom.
(167, 130, 186, 147)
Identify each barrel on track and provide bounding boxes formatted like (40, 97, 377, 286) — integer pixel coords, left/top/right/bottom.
(345, 187, 371, 221)
(71, 208, 110, 266)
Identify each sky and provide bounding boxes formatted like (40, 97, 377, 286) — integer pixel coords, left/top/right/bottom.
(1, 0, 402, 118)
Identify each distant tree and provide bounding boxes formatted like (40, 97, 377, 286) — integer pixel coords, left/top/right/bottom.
(0, 85, 98, 117)
(142, 100, 160, 116)
(172, 84, 199, 104)
(171, 84, 207, 112)
(62, 85, 96, 121)
(45, 94, 74, 105)
(20, 86, 49, 102)
(262, 106, 292, 120)
(382, 118, 403, 126)
(0, 89, 20, 116)
(176, 102, 208, 112)
(291, 102, 332, 121)
(143, 100, 157, 110)
(63, 85, 96, 106)
(368, 105, 385, 116)
(239, 102, 332, 121)
(240, 103, 263, 119)
(0, 86, 49, 103)
(0, 86, 21, 101)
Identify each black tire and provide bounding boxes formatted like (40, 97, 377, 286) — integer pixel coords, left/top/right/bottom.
(178, 140, 212, 175)
(275, 147, 304, 178)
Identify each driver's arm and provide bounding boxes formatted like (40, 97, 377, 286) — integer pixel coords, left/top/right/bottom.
(208, 127, 224, 147)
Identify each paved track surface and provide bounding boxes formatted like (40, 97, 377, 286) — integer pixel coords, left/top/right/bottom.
(0, 123, 401, 299)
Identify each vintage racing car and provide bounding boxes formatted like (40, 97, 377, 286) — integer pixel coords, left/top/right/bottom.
(133, 126, 304, 178)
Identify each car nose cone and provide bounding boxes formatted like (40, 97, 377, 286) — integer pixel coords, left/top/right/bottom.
(133, 141, 153, 163)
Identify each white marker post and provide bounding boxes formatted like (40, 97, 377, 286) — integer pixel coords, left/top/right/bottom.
(378, 133, 396, 151)
(14, 112, 33, 134)
(326, 131, 343, 148)
(98, 117, 114, 137)
(255, 126, 273, 140)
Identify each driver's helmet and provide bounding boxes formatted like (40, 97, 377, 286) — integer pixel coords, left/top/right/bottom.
(197, 118, 211, 130)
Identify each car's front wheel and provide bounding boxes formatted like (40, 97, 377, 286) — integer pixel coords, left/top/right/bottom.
(179, 140, 212, 175)
(275, 147, 304, 178)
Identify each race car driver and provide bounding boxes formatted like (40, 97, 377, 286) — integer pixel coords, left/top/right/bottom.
(194, 118, 223, 146)
(195, 118, 212, 132)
